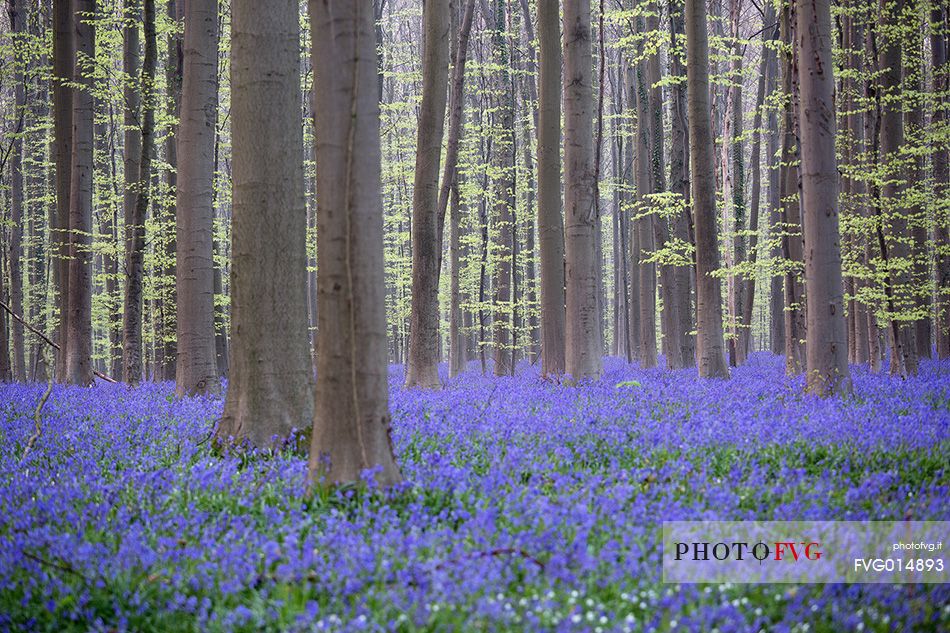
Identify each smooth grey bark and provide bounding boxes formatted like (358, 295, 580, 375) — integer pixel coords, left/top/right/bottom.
(309, 0, 401, 487)
(797, 0, 851, 396)
(405, 0, 450, 389)
(563, 0, 603, 380)
(685, 0, 729, 378)
(537, 0, 566, 376)
(217, 0, 314, 448)
(175, 0, 219, 396)
(65, 0, 95, 386)
(52, 0, 73, 381)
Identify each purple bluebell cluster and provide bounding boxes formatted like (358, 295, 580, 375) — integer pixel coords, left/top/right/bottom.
(1, 353, 948, 632)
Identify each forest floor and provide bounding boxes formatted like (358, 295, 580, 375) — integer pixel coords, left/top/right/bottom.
(1, 354, 948, 632)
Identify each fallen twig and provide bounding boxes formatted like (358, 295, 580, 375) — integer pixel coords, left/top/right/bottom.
(0, 300, 117, 383)
(21, 366, 54, 463)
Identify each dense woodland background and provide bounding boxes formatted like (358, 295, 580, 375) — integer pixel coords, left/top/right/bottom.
(0, 0, 947, 397)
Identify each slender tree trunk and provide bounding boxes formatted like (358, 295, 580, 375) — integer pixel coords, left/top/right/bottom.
(161, 0, 183, 381)
(878, 0, 918, 377)
(122, 0, 157, 385)
(7, 0, 26, 381)
(668, 0, 694, 368)
(563, 0, 603, 380)
(217, 0, 314, 448)
(934, 5, 950, 359)
(739, 6, 777, 361)
(797, 0, 851, 396)
(492, 0, 515, 377)
(65, 0, 95, 386)
(122, 0, 142, 371)
(448, 0, 477, 379)
(405, 0, 450, 388)
(634, 54, 657, 368)
(309, 0, 401, 487)
(843, 13, 870, 365)
(52, 0, 73, 381)
(537, 0, 566, 375)
(175, 0, 219, 396)
(779, 2, 805, 374)
(685, 0, 729, 378)
(904, 19, 930, 359)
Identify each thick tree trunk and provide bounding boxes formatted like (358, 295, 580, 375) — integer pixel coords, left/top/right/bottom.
(217, 0, 314, 448)
(175, 0, 219, 396)
(122, 0, 157, 385)
(797, 0, 851, 396)
(537, 0, 566, 376)
(685, 0, 729, 378)
(309, 0, 401, 487)
(563, 0, 603, 380)
(52, 0, 73, 381)
(405, 0, 450, 389)
(65, 0, 95, 386)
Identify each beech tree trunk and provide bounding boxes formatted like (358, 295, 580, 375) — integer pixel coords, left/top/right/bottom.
(491, 0, 516, 377)
(65, 0, 96, 386)
(668, 1, 695, 368)
(843, 13, 870, 365)
(934, 5, 950, 359)
(685, 0, 729, 378)
(563, 0, 603, 380)
(447, 0, 476, 379)
(739, 6, 777, 361)
(217, 0, 314, 448)
(878, 0, 918, 377)
(175, 0, 219, 396)
(633, 55, 657, 369)
(159, 0, 183, 381)
(122, 0, 157, 385)
(779, 2, 805, 375)
(537, 0, 566, 376)
(52, 0, 73, 381)
(7, 0, 26, 381)
(797, 0, 851, 396)
(905, 22, 930, 359)
(405, 0, 450, 389)
(309, 0, 402, 487)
